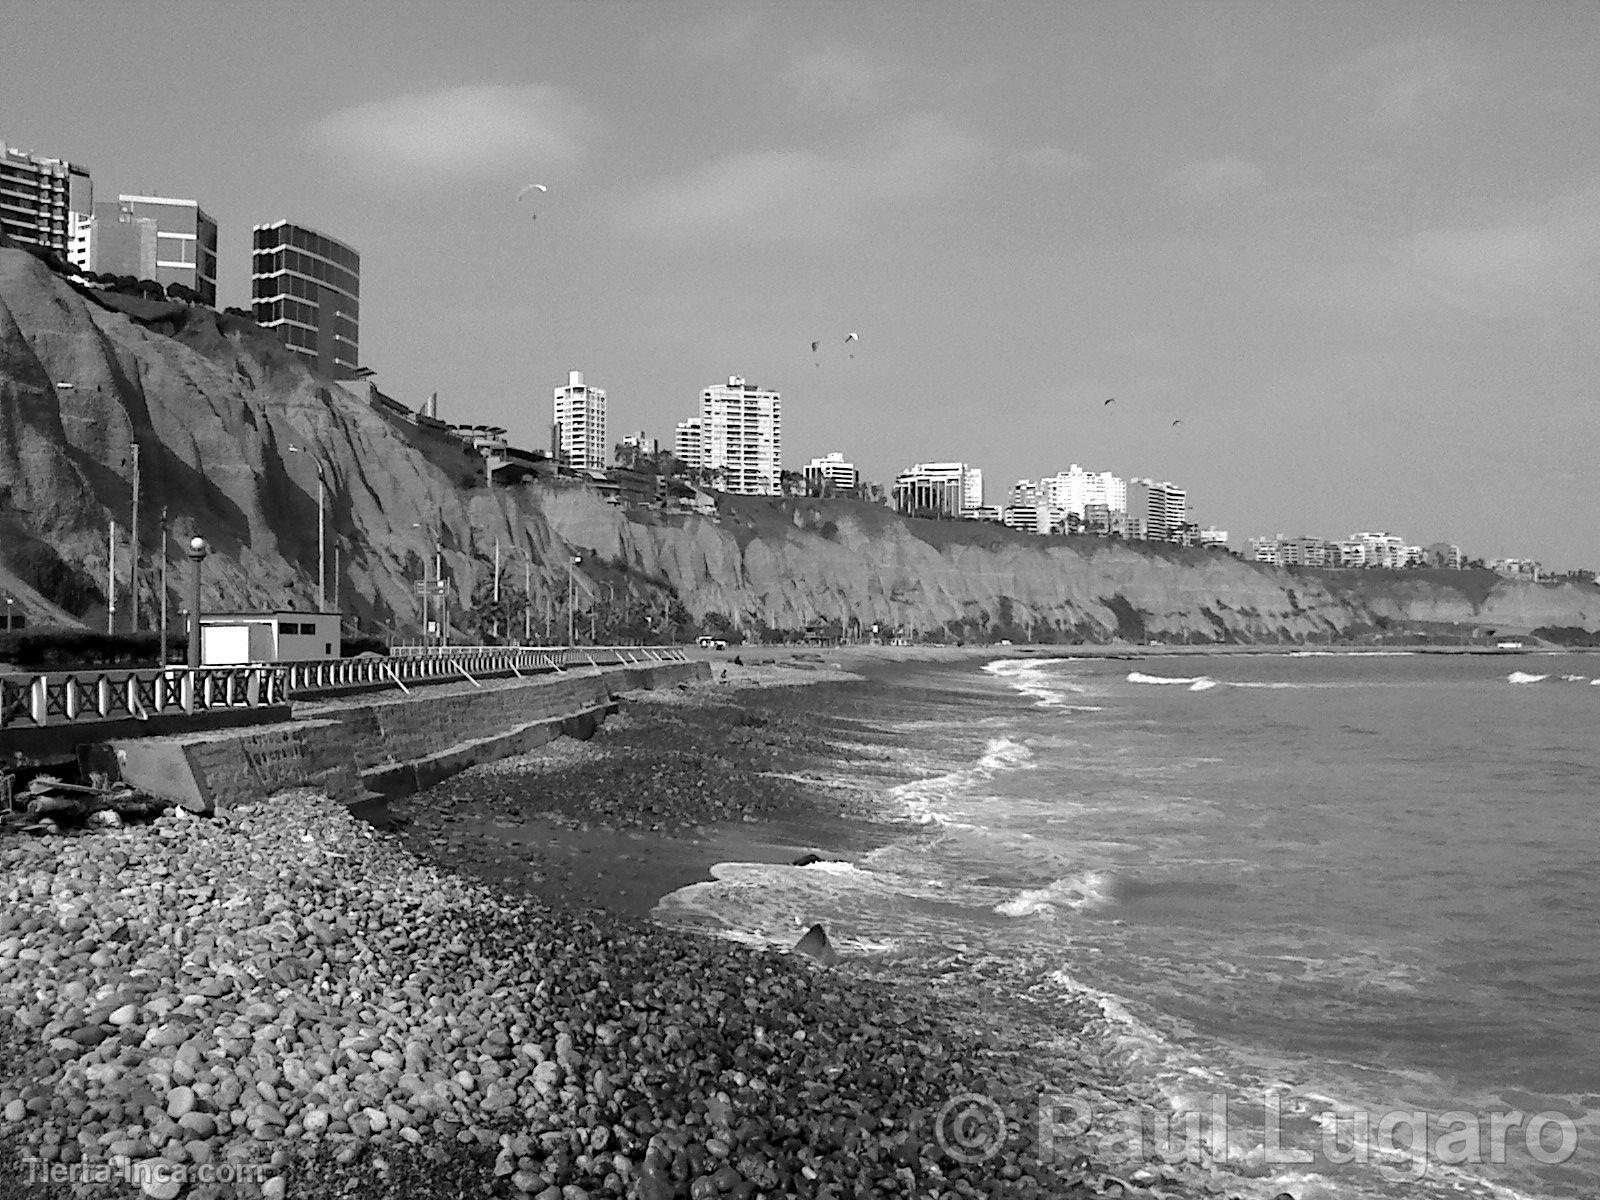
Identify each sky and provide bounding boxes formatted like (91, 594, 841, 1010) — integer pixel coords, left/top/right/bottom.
(7, 1, 1599, 567)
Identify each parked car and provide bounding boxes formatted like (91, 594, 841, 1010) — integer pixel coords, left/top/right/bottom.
(696, 635, 728, 650)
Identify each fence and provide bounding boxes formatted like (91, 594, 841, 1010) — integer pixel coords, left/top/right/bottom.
(0, 646, 691, 732)
(0, 665, 290, 732)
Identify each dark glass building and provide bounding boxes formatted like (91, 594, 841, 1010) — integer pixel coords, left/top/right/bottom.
(250, 221, 359, 378)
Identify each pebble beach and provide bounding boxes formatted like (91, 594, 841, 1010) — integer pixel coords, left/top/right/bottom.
(0, 658, 1250, 1200)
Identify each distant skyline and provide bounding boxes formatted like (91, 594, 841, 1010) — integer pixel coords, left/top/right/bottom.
(7, 1, 1598, 566)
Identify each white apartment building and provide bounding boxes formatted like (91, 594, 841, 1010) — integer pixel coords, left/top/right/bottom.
(699, 376, 781, 495)
(892, 462, 983, 517)
(554, 370, 607, 470)
(1128, 478, 1187, 541)
(674, 418, 703, 470)
(1198, 528, 1229, 549)
(803, 452, 859, 496)
(1350, 531, 1407, 570)
(1043, 465, 1126, 518)
(1, 139, 91, 258)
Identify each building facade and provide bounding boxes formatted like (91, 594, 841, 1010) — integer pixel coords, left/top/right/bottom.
(251, 221, 360, 378)
(802, 452, 859, 497)
(674, 418, 703, 472)
(1043, 465, 1126, 518)
(1127, 479, 1187, 541)
(892, 462, 983, 518)
(620, 430, 659, 460)
(86, 195, 218, 304)
(554, 370, 607, 470)
(699, 376, 781, 495)
(0, 141, 91, 257)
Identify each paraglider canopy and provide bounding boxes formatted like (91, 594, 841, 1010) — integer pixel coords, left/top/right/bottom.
(844, 331, 859, 342)
(516, 183, 547, 201)
(1103, 398, 1115, 406)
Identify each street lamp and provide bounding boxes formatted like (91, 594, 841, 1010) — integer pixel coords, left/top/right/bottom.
(411, 522, 442, 648)
(185, 536, 209, 669)
(567, 555, 582, 646)
(287, 445, 326, 612)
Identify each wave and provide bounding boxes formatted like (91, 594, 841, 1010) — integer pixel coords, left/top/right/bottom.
(1127, 671, 1218, 691)
(984, 657, 1098, 709)
(887, 735, 1037, 824)
(1507, 671, 1549, 684)
(1288, 650, 1416, 657)
(995, 869, 1122, 916)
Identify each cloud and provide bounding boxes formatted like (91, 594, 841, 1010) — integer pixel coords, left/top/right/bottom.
(1013, 146, 1094, 176)
(1409, 183, 1600, 319)
(1165, 158, 1267, 204)
(784, 47, 884, 107)
(1333, 37, 1479, 126)
(612, 115, 986, 241)
(307, 85, 590, 178)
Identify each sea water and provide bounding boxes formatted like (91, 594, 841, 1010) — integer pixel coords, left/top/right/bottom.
(654, 652, 1600, 1199)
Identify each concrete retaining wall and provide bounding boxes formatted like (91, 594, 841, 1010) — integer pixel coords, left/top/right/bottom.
(92, 660, 709, 812)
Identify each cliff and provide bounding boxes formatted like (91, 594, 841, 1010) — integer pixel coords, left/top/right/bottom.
(1, 246, 1595, 644)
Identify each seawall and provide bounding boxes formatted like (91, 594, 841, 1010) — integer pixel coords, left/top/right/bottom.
(89, 660, 709, 812)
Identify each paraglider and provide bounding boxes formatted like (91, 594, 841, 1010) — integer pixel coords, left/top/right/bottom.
(810, 341, 820, 353)
(1104, 398, 1115, 406)
(516, 183, 547, 201)
(1171, 419, 1182, 427)
(844, 332, 858, 343)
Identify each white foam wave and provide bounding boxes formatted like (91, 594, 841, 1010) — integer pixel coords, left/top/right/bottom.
(995, 869, 1120, 916)
(888, 736, 1037, 823)
(985, 657, 1095, 708)
(1127, 671, 1220, 691)
(1507, 671, 1548, 684)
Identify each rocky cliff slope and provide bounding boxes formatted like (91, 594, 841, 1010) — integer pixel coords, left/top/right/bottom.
(2, 247, 1595, 643)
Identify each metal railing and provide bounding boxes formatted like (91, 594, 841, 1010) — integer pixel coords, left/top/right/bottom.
(0, 665, 290, 731)
(0, 647, 691, 731)
(286, 646, 569, 697)
(388, 644, 689, 666)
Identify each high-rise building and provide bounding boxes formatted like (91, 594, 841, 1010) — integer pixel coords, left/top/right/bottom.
(674, 418, 703, 472)
(87, 195, 218, 304)
(1043, 465, 1126, 518)
(251, 221, 360, 378)
(1128, 479, 1187, 541)
(1, 140, 91, 257)
(554, 370, 607, 470)
(802, 452, 859, 497)
(892, 462, 983, 518)
(699, 376, 781, 495)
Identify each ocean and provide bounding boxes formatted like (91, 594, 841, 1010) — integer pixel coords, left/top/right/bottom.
(654, 651, 1600, 1200)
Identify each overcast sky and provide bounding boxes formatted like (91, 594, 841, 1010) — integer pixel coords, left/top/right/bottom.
(8, 1, 1599, 566)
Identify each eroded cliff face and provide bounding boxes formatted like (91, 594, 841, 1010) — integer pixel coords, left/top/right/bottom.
(1, 247, 1595, 642)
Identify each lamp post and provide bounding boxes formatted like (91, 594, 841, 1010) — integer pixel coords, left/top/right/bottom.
(567, 555, 581, 646)
(185, 536, 209, 669)
(411, 522, 442, 649)
(287, 445, 326, 611)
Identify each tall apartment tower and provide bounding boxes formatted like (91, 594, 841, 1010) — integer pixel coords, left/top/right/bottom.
(699, 375, 781, 495)
(554, 370, 607, 469)
(1, 140, 91, 257)
(83, 195, 218, 304)
(674, 418, 704, 470)
(1128, 478, 1187, 541)
(251, 221, 360, 378)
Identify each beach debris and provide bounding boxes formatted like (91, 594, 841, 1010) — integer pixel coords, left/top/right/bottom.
(793, 922, 840, 964)
(3, 772, 164, 832)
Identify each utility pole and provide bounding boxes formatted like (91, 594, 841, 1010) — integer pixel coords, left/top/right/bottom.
(158, 508, 169, 664)
(492, 536, 501, 641)
(129, 442, 141, 631)
(107, 520, 117, 634)
(523, 559, 532, 643)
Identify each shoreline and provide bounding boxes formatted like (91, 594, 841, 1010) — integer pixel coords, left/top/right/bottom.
(0, 654, 1260, 1200)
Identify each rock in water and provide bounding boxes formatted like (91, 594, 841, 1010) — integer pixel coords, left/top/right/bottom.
(793, 923, 839, 965)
